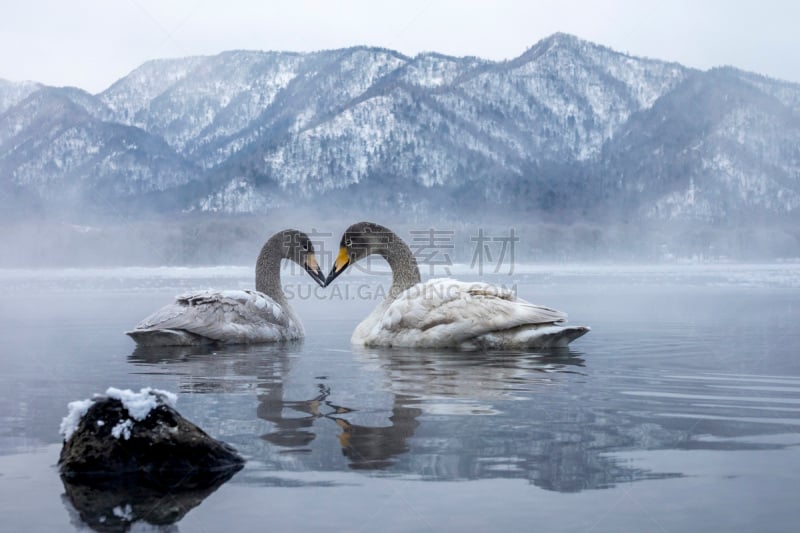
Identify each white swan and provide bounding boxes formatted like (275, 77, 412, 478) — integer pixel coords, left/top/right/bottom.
(324, 222, 589, 349)
(126, 229, 325, 346)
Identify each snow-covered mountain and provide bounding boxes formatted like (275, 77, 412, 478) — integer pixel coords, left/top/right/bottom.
(2, 33, 799, 224)
(0, 85, 199, 216)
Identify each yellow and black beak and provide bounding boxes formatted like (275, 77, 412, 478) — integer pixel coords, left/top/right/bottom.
(304, 254, 326, 287)
(324, 246, 350, 287)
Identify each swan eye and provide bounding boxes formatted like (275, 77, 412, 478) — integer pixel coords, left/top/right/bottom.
(345, 238, 353, 247)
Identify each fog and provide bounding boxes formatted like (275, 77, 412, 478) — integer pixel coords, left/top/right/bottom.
(2, 206, 800, 268)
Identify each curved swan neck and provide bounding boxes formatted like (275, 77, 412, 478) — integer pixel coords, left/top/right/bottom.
(255, 233, 288, 306)
(378, 232, 421, 298)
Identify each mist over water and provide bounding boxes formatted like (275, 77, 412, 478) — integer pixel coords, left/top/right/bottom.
(3, 209, 800, 268)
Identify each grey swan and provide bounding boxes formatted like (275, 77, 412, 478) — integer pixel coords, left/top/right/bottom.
(127, 229, 325, 346)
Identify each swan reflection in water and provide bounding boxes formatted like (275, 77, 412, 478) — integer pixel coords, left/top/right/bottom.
(251, 346, 660, 491)
(132, 342, 418, 469)
(127, 344, 689, 492)
(258, 379, 421, 470)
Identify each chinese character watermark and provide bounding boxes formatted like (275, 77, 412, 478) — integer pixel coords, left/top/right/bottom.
(281, 226, 520, 278)
(409, 228, 454, 276)
(470, 228, 518, 275)
(348, 227, 394, 275)
(284, 228, 333, 276)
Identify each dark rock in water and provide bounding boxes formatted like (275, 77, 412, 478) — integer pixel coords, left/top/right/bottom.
(60, 466, 238, 532)
(58, 387, 244, 488)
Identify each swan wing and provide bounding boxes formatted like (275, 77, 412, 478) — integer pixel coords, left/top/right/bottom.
(374, 279, 567, 346)
(132, 289, 294, 342)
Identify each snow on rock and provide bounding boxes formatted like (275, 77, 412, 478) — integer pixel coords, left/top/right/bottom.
(110, 419, 134, 440)
(59, 387, 176, 441)
(105, 387, 177, 421)
(59, 398, 94, 441)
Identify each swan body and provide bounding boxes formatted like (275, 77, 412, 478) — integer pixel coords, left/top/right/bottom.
(352, 278, 588, 349)
(327, 222, 589, 350)
(126, 230, 324, 346)
(127, 289, 302, 346)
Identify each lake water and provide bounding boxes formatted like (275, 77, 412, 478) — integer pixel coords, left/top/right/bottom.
(1, 264, 799, 532)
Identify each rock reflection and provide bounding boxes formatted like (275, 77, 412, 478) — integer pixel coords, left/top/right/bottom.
(60, 466, 239, 532)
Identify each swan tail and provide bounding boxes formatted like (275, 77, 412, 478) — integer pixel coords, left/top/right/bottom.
(125, 328, 216, 347)
(469, 325, 591, 349)
(532, 325, 591, 348)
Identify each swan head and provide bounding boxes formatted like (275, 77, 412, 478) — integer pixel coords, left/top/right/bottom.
(325, 221, 394, 287)
(281, 229, 326, 287)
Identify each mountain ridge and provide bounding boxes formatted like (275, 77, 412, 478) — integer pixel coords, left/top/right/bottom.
(1, 33, 799, 230)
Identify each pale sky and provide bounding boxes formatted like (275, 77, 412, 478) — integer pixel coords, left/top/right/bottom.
(2, 0, 799, 93)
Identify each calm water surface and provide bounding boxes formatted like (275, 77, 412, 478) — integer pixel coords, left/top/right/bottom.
(1, 264, 799, 532)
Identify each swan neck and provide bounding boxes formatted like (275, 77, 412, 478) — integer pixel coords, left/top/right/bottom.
(255, 234, 288, 306)
(381, 234, 421, 298)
